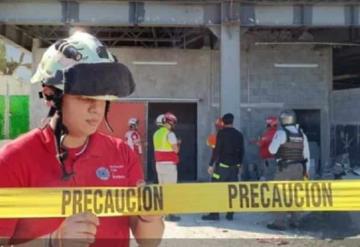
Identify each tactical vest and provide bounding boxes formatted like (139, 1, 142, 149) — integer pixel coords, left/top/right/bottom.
(276, 127, 304, 161)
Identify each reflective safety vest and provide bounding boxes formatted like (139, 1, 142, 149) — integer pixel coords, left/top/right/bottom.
(206, 134, 216, 149)
(153, 127, 179, 164)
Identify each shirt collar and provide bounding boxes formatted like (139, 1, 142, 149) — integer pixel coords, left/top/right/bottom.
(40, 125, 102, 158)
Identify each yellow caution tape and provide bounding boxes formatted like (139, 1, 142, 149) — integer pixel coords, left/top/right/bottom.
(0, 180, 359, 218)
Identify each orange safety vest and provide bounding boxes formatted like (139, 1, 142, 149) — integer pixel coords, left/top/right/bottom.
(153, 127, 179, 164)
(206, 134, 216, 149)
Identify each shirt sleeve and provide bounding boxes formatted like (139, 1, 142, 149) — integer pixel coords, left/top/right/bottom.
(268, 130, 286, 155)
(302, 133, 311, 173)
(125, 145, 144, 186)
(167, 132, 177, 145)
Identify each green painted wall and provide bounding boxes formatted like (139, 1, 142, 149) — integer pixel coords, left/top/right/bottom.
(9, 96, 29, 139)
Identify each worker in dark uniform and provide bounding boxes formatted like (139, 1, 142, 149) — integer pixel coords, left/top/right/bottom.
(267, 109, 310, 230)
(202, 113, 244, 221)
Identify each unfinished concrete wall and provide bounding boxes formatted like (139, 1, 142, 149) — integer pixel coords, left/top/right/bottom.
(240, 34, 332, 174)
(30, 34, 333, 179)
(331, 89, 360, 167)
(332, 89, 360, 124)
(30, 47, 219, 181)
(113, 48, 220, 180)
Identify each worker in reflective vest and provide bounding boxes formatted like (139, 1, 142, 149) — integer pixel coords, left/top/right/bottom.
(153, 112, 181, 222)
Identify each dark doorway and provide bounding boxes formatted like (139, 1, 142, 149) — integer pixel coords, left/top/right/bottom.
(147, 103, 197, 182)
(294, 109, 321, 174)
(294, 110, 321, 144)
(333, 46, 360, 90)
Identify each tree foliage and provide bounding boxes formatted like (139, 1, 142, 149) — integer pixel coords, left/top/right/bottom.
(0, 39, 31, 75)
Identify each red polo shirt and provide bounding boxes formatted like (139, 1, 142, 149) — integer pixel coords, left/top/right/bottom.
(0, 126, 144, 246)
(257, 127, 277, 159)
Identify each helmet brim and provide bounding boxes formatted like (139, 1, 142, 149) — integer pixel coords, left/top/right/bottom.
(32, 63, 135, 100)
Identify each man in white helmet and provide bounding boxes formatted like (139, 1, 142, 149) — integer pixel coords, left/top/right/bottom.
(153, 112, 181, 222)
(0, 31, 163, 247)
(125, 117, 143, 157)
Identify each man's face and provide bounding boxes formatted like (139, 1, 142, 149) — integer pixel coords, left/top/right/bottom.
(164, 123, 174, 130)
(62, 94, 106, 137)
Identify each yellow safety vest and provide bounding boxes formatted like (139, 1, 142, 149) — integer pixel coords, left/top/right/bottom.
(153, 127, 179, 164)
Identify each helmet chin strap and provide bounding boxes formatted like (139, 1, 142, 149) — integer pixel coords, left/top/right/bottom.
(52, 93, 74, 181)
(43, 88, 74, 181)
(43, 89, 113, 180)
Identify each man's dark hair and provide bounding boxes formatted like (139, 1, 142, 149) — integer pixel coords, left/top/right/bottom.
(222, 113, 234, 125)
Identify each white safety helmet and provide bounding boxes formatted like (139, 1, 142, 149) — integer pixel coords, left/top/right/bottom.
(32, 31, 135, 100)
(155, 114, 164, 126)
(128, 117, 139, 128)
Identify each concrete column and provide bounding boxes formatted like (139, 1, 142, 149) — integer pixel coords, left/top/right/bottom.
(31, 39, 40, 72)
(30, 38, 41, 129)
(220, 24, 241, 127)
(321, 108, 331, 176)
(321, 47, 333, 176)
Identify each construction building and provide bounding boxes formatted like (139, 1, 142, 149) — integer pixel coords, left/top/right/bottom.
(1, 0, 360, 181)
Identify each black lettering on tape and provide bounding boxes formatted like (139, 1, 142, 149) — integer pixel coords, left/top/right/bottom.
(283, 184, 293, 207)
(126, 188, 136, 212)
(260, 184, 270, 208)
(104, 190, 115, 213)
(228, 184, 238, 209)
(61, 190, 71, 215)
(153, 186, 164, 211)
(115, 189, 125, 212)
(322, 183, 333, 207)
(294, 183, 304, 207)
(73, 190, 83, 214)
(311, 183, 322, 207)
(138, 187, 142, 211)
(250, 184, 259, 208)
(143, 187, 152, 211)
(272, 184, 282, 208)
(239, 184, 250, 208)
(94, 190, 103, 214)
(83, 189, 92, 213)
(305, 183, 311, 207)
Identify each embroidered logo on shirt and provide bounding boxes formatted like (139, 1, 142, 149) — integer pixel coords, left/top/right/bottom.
(109, 164, 126, 180)
(96, 167, 110, 181)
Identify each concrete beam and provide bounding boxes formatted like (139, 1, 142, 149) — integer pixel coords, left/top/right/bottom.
(0, 1, 63, 25)
(2, 1, 359, 27)
(0, 1, 221, 26)
(241, 3, 360, 27)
